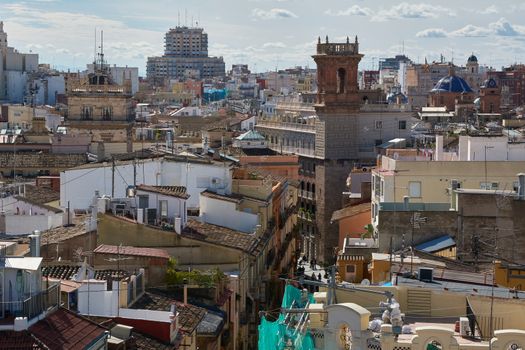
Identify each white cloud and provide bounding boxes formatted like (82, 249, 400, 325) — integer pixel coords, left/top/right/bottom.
(418, 18, 525, 39)
(416, 28, 448, 38)
(262, 41, 286, 48)
(488, 18, 522, 36)
(478, 5, 498, 15)
(450, 24, 491, 37)
(0, 3, 163, 72)
(372, 2, 455, 21)
(325, 5, 372, 17)
(251, 8, 297, 20)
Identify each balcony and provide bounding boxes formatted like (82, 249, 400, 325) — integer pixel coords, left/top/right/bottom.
(299, 190, 315, 201)
(379, 202, 451, 212)
(268, 144, 316, 158)
(298, 210, 315, 222)
(256, 120, 316, 134)
(0, 284, 59, 326)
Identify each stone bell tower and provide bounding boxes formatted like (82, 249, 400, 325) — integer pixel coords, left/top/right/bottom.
(310, 36, 365, 263)
(312, 36, 364, 160)
(313, 35, 363, 111)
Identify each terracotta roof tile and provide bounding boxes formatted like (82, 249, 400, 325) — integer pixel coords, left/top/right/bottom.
(137, 185, 189, 199)
(94, 244, 170, 259)
(130, 291, 206, 334)
(182, 219, 262, 255)
(200, 189, 242, 203)
(29, 308, 108, 350)
(0, 330, 43, 350)
(42, 265, 130, 281)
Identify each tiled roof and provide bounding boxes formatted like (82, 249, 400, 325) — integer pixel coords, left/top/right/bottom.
(24, 184, 60, 204)
(94, 244, 170, 259)
(130, 290, 206, 334)
(331, 203, 371, 222)
(182, 219, 263, 256)
(137, 185, 189, 199)
(0, 330, 43, 350)
(196, 310, 225, 337)
(200, 189, 242, 203)
(132, 331, 176, 350)
(29, 308, 108, 350)
(42, 265, 130, 281)
(14, 196, 63, 214)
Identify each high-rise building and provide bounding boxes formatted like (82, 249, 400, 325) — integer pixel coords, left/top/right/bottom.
(0, 21, 40, 103)
(147, 26, 225, 84)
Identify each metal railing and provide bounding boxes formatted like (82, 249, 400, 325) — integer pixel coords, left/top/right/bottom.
(0, 284, 59, 321)
(256, 120, 316, 133)
(299, 190, 315, 200)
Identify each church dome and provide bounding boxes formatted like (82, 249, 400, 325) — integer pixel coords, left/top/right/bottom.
(467, 54, 478, 63)
(431, 75, 473, 93)
(482, 78, 497, 89)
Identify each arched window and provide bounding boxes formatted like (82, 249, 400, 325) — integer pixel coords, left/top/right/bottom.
(337, 68, 346, 94)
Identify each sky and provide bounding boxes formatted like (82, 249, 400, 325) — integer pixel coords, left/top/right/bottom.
(1, 0, 525, 76)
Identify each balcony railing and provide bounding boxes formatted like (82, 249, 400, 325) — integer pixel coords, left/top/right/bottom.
(379, 202, 451, 212)
(268, 144, 316, 157)
(256, 120, 316, 133)
(0, 284, 59, 322)
(299, 190, 315, 201)
(298, 211, 315, 222)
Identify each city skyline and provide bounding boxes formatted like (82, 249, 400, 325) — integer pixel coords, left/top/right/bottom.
(1, 0, 525, 75)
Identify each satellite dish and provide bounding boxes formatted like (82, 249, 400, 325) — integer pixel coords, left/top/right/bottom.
(361, 279, 371, 286)
(393, 152, 399, 160)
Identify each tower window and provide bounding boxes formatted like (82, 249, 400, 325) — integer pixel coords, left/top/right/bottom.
(337, 68, 346, 94)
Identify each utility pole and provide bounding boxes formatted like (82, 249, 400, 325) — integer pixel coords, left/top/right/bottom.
(111, 157, 115, 197)
(133, 158, 137, 187)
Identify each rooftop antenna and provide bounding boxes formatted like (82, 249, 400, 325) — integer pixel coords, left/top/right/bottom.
(100, 30, 104, 68)
(185, 9, 187, 27)
(93, 28, 97, 67)
(191, 15, 194, 28)
(402, 40, 405, 56)
(178, 11, 180, 26)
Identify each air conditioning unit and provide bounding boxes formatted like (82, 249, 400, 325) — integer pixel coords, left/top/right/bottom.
(419, 267, 434, 283)
(459, 317, 470, 336)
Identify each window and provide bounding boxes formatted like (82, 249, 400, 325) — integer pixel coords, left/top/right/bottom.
(337, 68, 346, 94)
(480, 182, 498, 190)
(398, 120, 407, 129)
(346, 265, 356, 273)
(102, 106, 113, 121)
(375, 120, 383, 129)
(159, 200, 168, 217)
(409, 181, 422, 198)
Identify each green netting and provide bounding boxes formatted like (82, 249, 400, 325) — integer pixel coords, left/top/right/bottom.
(258, 285, 316, 350)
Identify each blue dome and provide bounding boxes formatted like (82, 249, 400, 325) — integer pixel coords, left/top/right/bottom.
(467, 54, 478, 63)
(431, 75, 473, 93)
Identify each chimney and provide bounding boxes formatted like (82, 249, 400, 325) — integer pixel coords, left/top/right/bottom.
(518, 173, 525, 200)
(435, 135, 443, 161)
(174, 217, 182, 234)
(29, 230, 41, 257)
